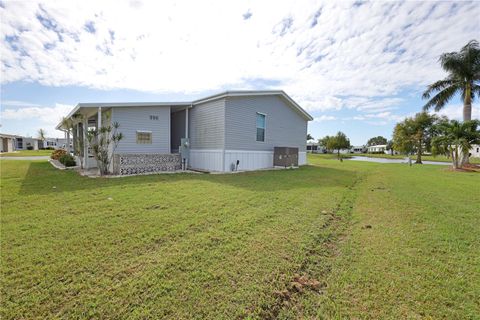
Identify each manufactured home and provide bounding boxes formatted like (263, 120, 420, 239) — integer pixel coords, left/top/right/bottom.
(57, 91, 313, 175)
(350, 146, 366, 153)
(15, 137, 42, 150)
(307, 141, 326, 153)
(0, 133, 18, 153)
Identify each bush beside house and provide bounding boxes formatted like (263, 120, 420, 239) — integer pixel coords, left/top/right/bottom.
(59, 154, 76, 167)
(51, 149, 67, 160)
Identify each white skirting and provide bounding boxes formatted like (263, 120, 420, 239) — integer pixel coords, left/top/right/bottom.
(224, 150, 273, 171)
(299, 151, 307, 165)
(189, 149, 307, 172)
(189, 149, 223, 172)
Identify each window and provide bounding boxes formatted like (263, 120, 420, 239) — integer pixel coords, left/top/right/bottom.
(256, 113, 266, 142)
(136, 131, 152, 144)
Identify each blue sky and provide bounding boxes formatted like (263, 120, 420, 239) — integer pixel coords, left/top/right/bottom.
(1, 0, 479, 144)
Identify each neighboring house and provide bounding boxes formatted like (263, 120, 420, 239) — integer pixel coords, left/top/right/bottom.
(15, 137, 41, 150)
(43, 138, 69, 149)
(470, 144, 480, 157)
(0, 133, 18, 152)
(57, 91, 313, 174)
(350, 146, 366, 153)
(367, 144, 387, 153)
(306, 141, 326, 153)
(334, 148, 351, 154)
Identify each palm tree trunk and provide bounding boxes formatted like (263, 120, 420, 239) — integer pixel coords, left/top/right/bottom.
(461, 83, 472, 165)
(454, 147, 459, 169)
(415, 139, 422, 164)
(451, 149, 456, 169)
(463, 83, 472, 121)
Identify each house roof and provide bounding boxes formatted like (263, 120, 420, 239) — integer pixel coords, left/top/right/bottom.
(193, 90, 313, 121)
(0, 133, 21, 139)
(56, 90, 313, 130)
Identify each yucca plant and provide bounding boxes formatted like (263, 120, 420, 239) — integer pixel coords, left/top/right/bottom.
(87, 122, 123, 175)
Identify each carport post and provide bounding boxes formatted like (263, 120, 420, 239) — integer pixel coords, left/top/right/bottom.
(83, 115, 88, 169)
(97, 107, 102, 130)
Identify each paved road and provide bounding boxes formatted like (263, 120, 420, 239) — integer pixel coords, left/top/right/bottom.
(0, 156, 50, 160)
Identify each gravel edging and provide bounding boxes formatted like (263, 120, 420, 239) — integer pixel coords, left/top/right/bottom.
(48, 159, 79, 170)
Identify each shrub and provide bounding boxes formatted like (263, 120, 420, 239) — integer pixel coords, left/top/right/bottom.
(51, 149, 67, 160)
(26, 146, 34, 150)
(45, 147, 55, 150)
(58, 154, 76, 167)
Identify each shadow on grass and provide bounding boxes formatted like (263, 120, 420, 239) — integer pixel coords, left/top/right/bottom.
(18, 162, 353, 195)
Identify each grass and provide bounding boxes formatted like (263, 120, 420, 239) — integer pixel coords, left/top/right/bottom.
(1, 156, 479, 318)
(0, 150, 53, 157)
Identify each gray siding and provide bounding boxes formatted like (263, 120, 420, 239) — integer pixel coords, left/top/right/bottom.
(170, 109, 186, 151)
(225, 95, 307, 151)
(188, 99, 225, 149)
(112, 106, 171, 154)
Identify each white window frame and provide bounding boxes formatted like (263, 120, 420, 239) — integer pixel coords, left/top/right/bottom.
(136, 130, 153, 144)
(256, 112, 266, 142)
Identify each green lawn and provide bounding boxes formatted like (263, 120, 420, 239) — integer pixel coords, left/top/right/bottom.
(1, 156, 479, 319)
(0, 150, 53, 157)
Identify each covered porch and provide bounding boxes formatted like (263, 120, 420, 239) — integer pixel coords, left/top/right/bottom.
(57, 103, 191, 175)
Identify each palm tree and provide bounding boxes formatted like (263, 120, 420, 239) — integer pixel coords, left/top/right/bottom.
(431, 119, 480, 169)
(422, 40, 480, 121)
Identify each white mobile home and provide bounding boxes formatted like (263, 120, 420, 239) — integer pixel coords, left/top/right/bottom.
(470, 145, 480, 157)
(307, 142, 326, 153)
(15, 137, 41, 150)
(367, 144, 387, 153)
(350, 146, 366, 153)
(57, 91, 313, 174)
(0, 133, 18, 153)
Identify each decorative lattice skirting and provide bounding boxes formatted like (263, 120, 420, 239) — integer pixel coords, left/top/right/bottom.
(113, 153, 181, 175)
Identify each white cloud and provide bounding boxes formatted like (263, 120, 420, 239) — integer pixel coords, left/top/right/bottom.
(1, 100, 42, 107)
(303, 95, 344, 111)
(1, 103, 74, 137)
(1, 0, 478, 109)
(433, 104, 480, 121)
(314, 115, 336, 122)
